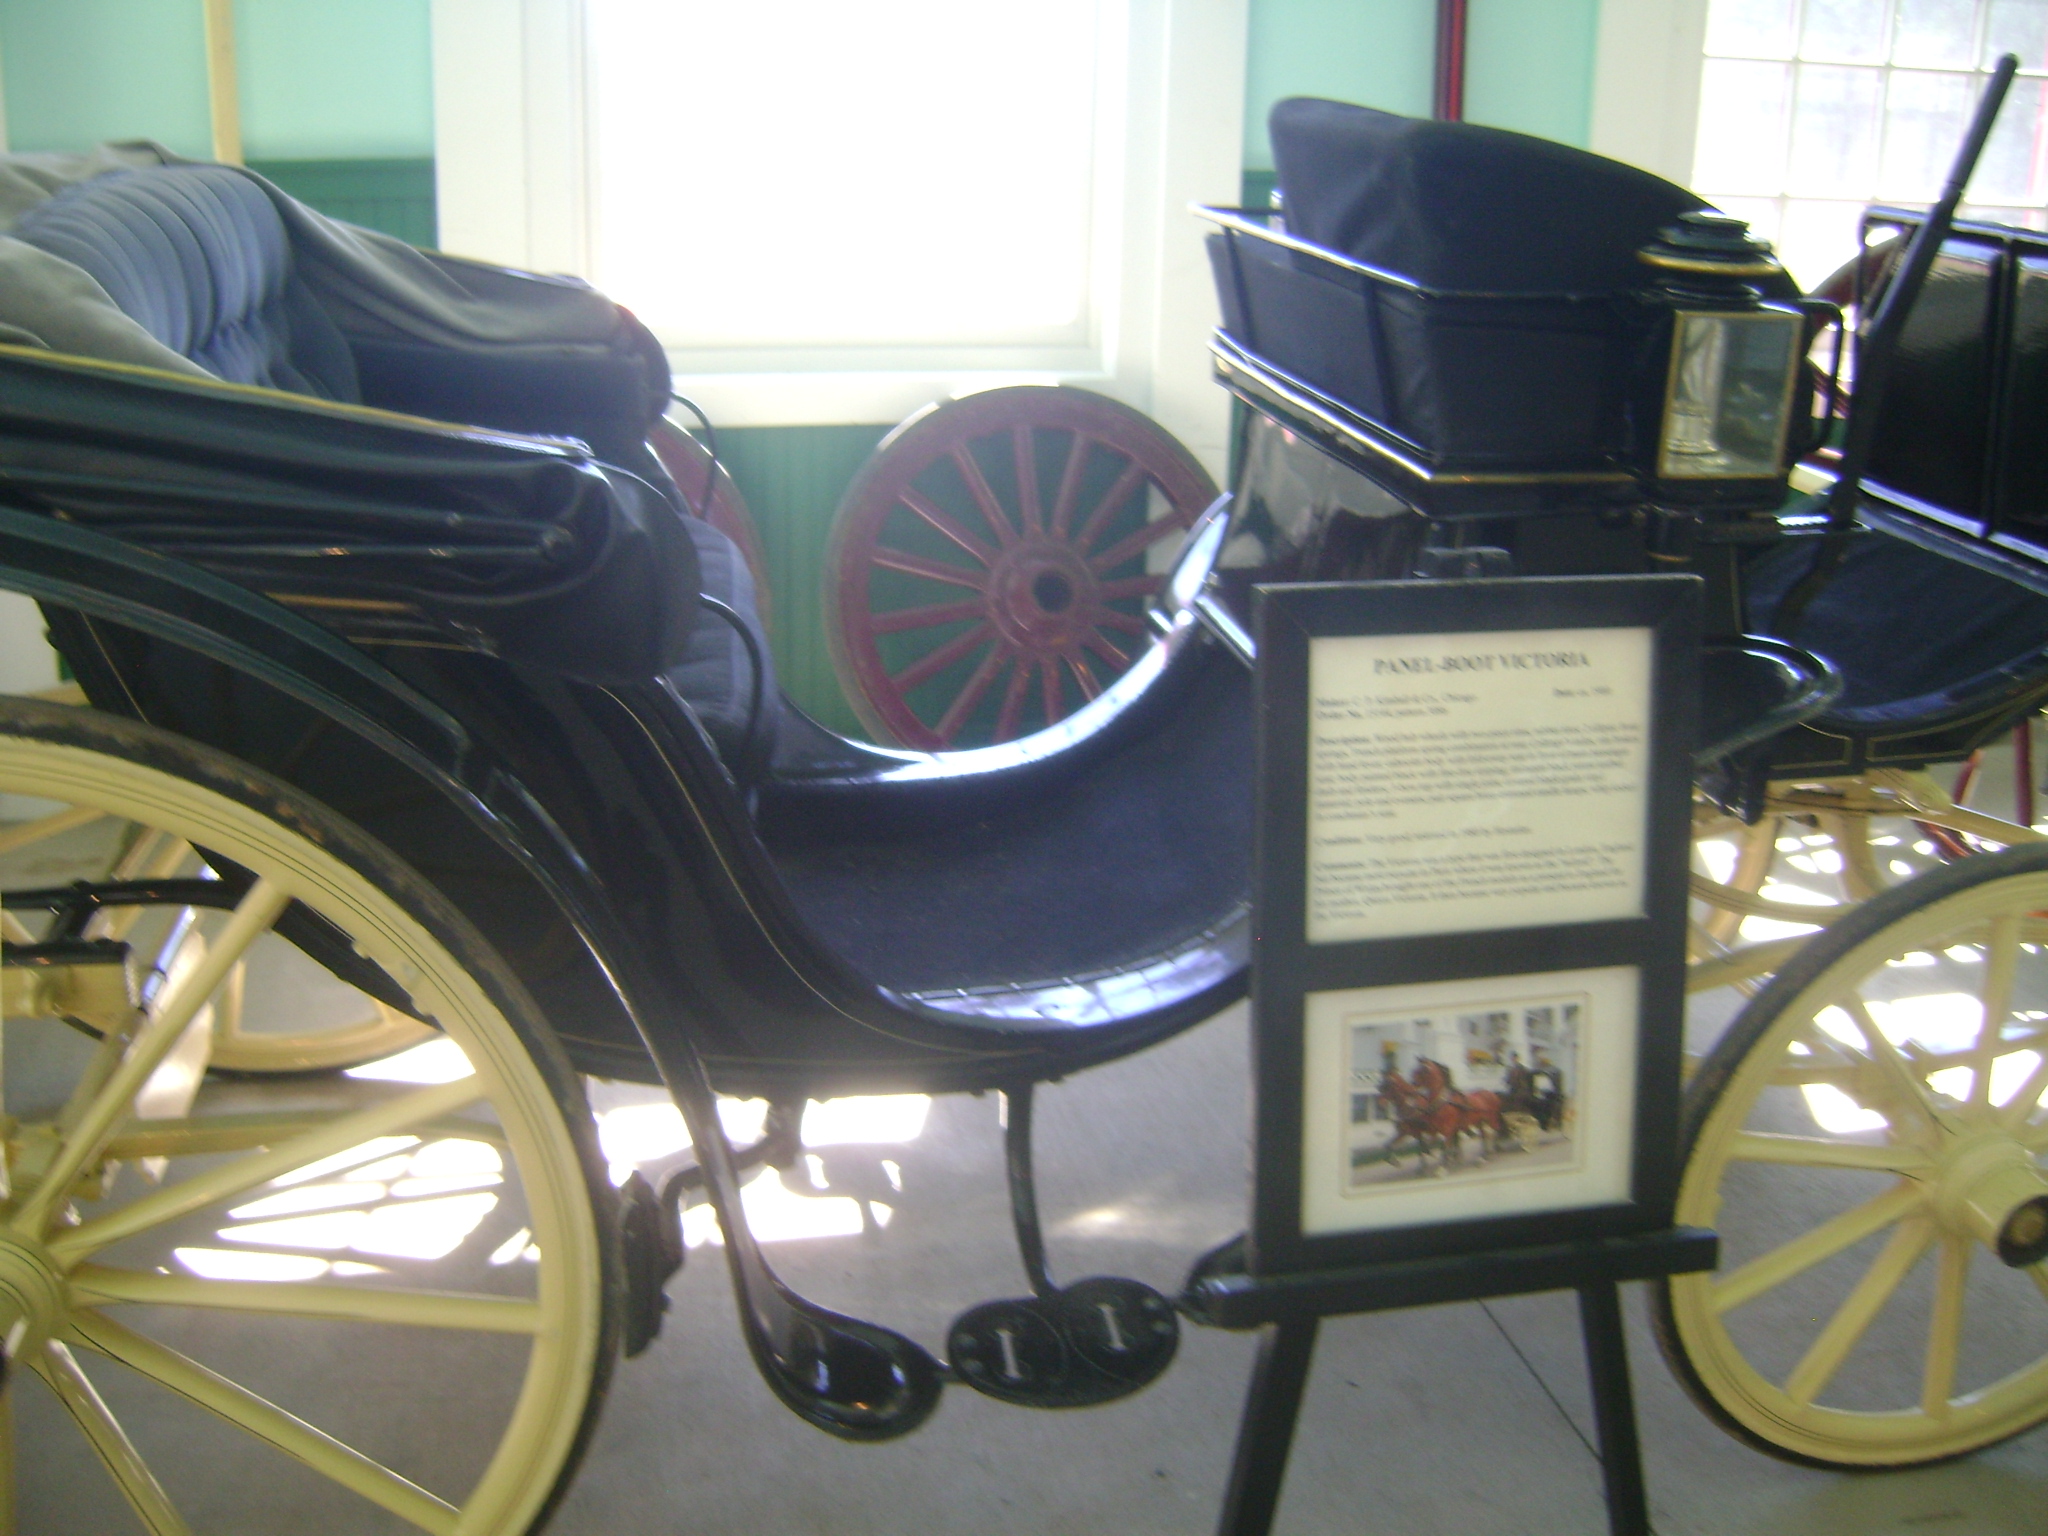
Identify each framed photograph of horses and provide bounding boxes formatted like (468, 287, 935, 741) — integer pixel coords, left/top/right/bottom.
(1247, 576, 1698, 1276)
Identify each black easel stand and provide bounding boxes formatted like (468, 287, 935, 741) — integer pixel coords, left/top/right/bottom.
(1181, 1227, 1717, 1536)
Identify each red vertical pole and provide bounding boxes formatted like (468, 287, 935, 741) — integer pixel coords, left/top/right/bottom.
(1435, 0, 1469, 121)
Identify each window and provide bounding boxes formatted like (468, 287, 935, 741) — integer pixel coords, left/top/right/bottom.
(430, 0, 1245, 471)
(1692, 0, 2048, 286)
(587, 0, 1105, 370)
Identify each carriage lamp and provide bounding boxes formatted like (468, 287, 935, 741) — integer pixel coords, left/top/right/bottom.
(1656, 308, 1804, 481)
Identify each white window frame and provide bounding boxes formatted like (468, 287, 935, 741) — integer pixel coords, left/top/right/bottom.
(428, 0, 1245, 480)
(1589, 0, 1713, 189)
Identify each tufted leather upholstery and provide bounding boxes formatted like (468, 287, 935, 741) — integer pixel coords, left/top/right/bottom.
(11, 161, 782, 770)
(11, 164, 359, 401)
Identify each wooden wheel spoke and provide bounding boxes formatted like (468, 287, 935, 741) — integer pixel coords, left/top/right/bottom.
(830, 389, 1218, 746)
(1088, 511, 1185, 575)
(1096, 574, 1165, 602)
(1081, 630, 1130, 670)
(1093, 609, 1148, 636)
(1688, 873, 1842, 922)
(1071, 459, 1147, 556)
(30, 1342, 190, 1536)
(208, 960, 248, 1048)
(102, 1108, 489, 1163)
(869, 597, 989, 637)
(1785, 1219, 1935, 1405)
(67, 1311, 459, 1535)
(1824, 811, 1888, 903)
(870, 547, 986, 592)
(886, 622, 995, 697)
(1714, 1181, 1927, 1314)
(947, 445, 1017, 549)
(16, 878, 293, 1237)
(992, 658, 1034, 743)
(1839, 995, 1945, 1131)
(1997, 1050, 2048, 1132)
(1923, 1235, 1972, 1416)
(0, 804, 101, 858)
(1012, 426, 1043, 535)
(898, 489, 997, 568)
(1048, 432, 1093, 539)
(1702, 814, 1780, 944)
(1727, 1131, 1932, 1173)
(1689, 935, 1811, 994)
(1064, 654, 1100, 702)
(70, 1267, 540, 1334)
(1971, 915, 2021, 1107)
(933, 649, 1010, 746)
(50, 1075, 486, 1265)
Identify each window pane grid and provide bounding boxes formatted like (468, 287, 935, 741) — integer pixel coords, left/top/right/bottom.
(1696, 0, 2048, 284)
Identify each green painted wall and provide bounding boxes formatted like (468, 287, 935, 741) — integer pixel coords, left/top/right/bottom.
(240, 0, 434, 159)
(1244, 0, 1604, 173)
(714, 427, 892, 736)
(0, 0, 211, 157)
(0, 0, 433, 160)
(248, 158, 437, 246)
(1464, 0, 1600, 148)
(1243, 0, 1435, 172)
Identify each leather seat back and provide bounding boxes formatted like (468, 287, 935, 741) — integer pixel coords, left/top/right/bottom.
(11, 164, 359, 401)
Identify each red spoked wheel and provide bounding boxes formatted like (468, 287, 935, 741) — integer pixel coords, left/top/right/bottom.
(826, 386, 1219, 749)
(649, 416, 774, 627)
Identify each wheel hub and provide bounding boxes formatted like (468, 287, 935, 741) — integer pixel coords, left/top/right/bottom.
(0, 1227, 68, 1368)
(1931, 1130, 2048, 1267)
(988, 541, 1099, 656)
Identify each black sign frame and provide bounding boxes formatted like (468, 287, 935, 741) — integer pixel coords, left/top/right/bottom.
(1249, 575, 1700, 1277)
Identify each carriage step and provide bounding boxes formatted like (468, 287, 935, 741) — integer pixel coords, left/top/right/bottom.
(617, 1171, 684, 1357)
(946, 1276, 1178, 1408)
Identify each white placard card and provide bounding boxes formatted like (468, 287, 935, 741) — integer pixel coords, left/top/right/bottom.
(1306, 626, 1654, 943)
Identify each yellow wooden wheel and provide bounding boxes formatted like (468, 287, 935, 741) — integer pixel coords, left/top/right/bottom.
(1659, 843, 2048, 1466)
(0, 698, 615, 1532)
(1, 790, 434, 1076)
(1687, 775, 2043, 998)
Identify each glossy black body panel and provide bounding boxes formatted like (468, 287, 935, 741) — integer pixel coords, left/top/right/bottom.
(0, 354, 1251, 1099)
(1865, 238, 2000, 525)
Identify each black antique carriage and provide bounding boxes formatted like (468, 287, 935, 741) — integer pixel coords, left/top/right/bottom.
(2, 71, 2048, 1531)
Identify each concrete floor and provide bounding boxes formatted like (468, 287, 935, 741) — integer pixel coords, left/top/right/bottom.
(540, 1001, 2048, 1536)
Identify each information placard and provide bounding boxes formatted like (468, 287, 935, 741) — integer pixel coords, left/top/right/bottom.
(1306, 625, 1653, 942)
(1250, 577, 1697, 1275)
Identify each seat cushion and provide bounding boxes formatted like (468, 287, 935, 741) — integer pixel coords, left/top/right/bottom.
(668, 516, 779, 769)
(9, 164, 358, 400)
(1747, 520, 2048, 719)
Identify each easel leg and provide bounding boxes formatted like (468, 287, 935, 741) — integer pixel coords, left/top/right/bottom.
(1215, 1316, 1320, 1536)
(1577, 1281, 1650, 1536)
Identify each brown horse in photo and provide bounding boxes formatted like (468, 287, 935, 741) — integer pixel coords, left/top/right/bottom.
(1409, 1057, 1506, 1166)
(1373, 1067, 1452, 1175)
